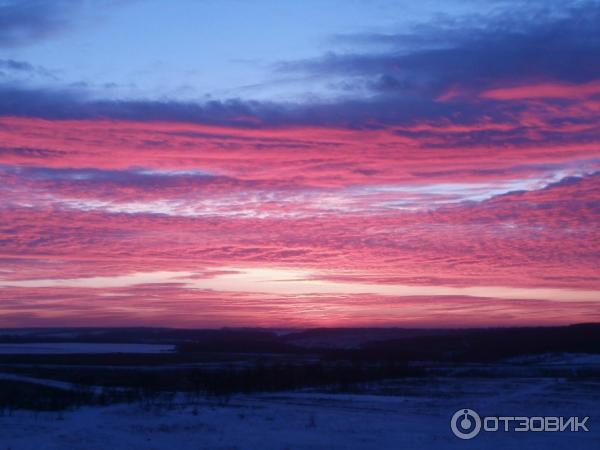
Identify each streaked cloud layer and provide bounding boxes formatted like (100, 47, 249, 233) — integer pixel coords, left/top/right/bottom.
(0, 0, 598, 327)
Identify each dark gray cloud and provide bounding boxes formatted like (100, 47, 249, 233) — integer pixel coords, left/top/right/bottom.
(0, 0, 82, 47)
(0, 1, 598, 131)
(2, 165, 215, 183)
(281, 2, 600, 96)
(0, 84, 286, 126)
(0, 83, 494, 128)
(0, 59, 57, 80)
(0, 59, 33, 71)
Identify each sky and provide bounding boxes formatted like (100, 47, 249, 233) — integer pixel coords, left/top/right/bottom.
(0, 0, 599, 328)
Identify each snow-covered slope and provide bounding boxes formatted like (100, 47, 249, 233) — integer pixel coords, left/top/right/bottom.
(1, 377, 598, 449)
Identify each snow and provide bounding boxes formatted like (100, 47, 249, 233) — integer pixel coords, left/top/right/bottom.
(1, 377, 598, 449)
(0, 372, 77, 391)
(0, 343, 174, 354)
(505, 352, 600, 366)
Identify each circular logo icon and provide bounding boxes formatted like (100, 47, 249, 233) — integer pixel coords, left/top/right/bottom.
(451, 408, 481, 439)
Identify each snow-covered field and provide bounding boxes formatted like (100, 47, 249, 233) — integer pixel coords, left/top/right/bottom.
(1, 377, 598, 449)
(0, 343, 174, 354)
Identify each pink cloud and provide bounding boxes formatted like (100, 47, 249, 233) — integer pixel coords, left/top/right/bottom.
(1, 284, 598, 328)
(480, 80, 600, 100)
(0, 85, 598, 327)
